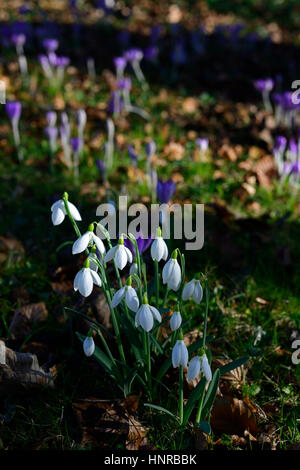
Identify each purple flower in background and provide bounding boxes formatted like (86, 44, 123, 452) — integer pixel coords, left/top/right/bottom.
(117, 77, 132, 91)
(128, 145, 138, 167)
(144, 46, 158, 61)
(124, 233, 152, 256)
(114, 57, 126, 75)
(11, 33, 26, 48)
(108, 91, 124, 114)
(254, 78, 274, 93)
(283, 162, 300, 175)
(171, 40, 187, 65)
(124, 48, 143, 63)
(146, 141, 156, 158)
(54, 56, 70, 68)
(43, 38, 59, 52)
(6, 101, 22, 122)
(45, 126, 58, 141)
(274, 136, 287, 152)
(46, 111, 57, 127)
(156, 179, 176, 204)
(289, 139, 298, 156)
(196, 138, 209, 152)
(70, 137, 82, 154)
(96, 158, 106, 176)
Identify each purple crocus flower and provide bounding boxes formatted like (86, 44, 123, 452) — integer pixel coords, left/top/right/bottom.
(128, 145, 138, 167)
(274, 136, 287, 151)
(54, 56, 70, 68)
(196, 138, 209, 152)
(6, 101, 22, 122)
(43, 38, 59, 52)
(254, 78, 274, 93)
(70, 137, 82, 153)
(107, 91, 124, 114)
(96, 158, 106, 176)
(124, 233, 152, 256)
(124, 48, 143, 63)
(146, 141, 156, 158)
(114, 56, 126, 74)
(117, 77, 132, 91)
(11, 33, 26, 48)
(144, 46, 158, 61)
(283, 162, 300, 174)
(156, 179, 176, 204)
(46, 111, 57, 127)
(289, 139, 298, 156)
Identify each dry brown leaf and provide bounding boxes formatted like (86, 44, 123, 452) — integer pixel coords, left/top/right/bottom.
(211, 396, 258, 436)
(163, 142, 185, 161)
(9, 302, 48, 341)
(182, 97, 198, 113)
(0, 236, 25, 264)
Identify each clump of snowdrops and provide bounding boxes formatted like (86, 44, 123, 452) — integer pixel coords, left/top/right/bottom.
(51, 192, 248, 435)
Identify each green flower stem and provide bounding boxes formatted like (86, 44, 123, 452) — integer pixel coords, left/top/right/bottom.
(195, 280, 209, 425)
(195, 386, 205, 424)
(142, 330, 152, 400)
(95, 327, 117, 368)
(179, 365, 184, 425)
(62, 196, 82, 240)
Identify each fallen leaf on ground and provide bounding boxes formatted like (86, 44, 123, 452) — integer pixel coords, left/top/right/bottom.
(9, 302, 48, 341)
(210, 396, 258, 436)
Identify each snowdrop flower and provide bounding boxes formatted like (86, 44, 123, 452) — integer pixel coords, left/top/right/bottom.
(72, 223, 105, 256)
(170, 311, 182, 331)
(187, 353, 212, 382)
(111, 277, 139, 312)
(129, 260, 138, 276)
(74, 259, 102, 297)
(182, 279, 203, 304)
(51, 193, 81, 226)
(162, 250, 181, 291)
(83, 333, 95, 357)
(172, 340, 188, 368)
(151, 227, 168, 262)
(105, 236, 132, 270)
(88, 246, 100, 272)
(135, 295, 162, 332)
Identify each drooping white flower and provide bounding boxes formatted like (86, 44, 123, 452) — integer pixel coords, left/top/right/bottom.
(187, 353, 212, 382)
(151, 227, 168, 262)
(129, 262, 138, 276)
(104, 236, 132, 270)
(83, 335, 95, 357)
(162, 251, 181, 291)
(135, 296, 162, 332)
(74, 260, 102, 297)
(170, 311, 182, 331)
(172, 340, 188, 368)
(182, 279, 203, 304)
(72, 223, 105, 256)
(111, 279, 139, 312)
(88, 249, 100, 272)
(51, 195, 81, 226)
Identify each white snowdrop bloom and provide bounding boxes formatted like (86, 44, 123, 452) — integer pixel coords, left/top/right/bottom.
(182, 279, 203, 304)
(51, 197, 81, 226)
(83, 336, 95, 357)
(111, 284, 139, 312)
(74, 260, 102, 297)
(104, 237, 132, 270)
(172, 340, 188, 368)
(135, 297, 162, 332)
(170, 311, 182, 331)
(129, 262, 138, 276)
(162, 252, 181, 291)
(72, 224, 105, 256)
(88, 250, 100, 272)
(151, 227, 168, 262)
(187, 354, 212, 382)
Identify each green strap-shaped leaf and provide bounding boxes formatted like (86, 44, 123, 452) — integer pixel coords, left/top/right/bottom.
(183, 377, 206, 426)
(220, 357, 249, 376)
(200, 368, 220, 422)
(144, 403, 180, 423)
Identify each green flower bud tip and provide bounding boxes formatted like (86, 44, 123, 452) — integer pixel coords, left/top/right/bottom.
(143, 293, 148, 304)
(118, 236, 124, 245)
(84, 258, 90, 269)
(156, 226, 162, 237)
(126, 276, 132, 286)
(178, 329, 184, 341)
(63, 192, 69, 200)
(91, 245, 97, 254)
(88, 223, 94, 232)
(171, 249, 178, 259)
(199, 347, 205, 356)
(88, 328, 93, 337)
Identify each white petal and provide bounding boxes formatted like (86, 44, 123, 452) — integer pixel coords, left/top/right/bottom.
(129, 263, 138, 276)
(187, 356, 201, 382)
(193, 282, 203, 304)
(72, 232, 91, 254)
(104, 245, 117, 263)
(74, 270, 82, 291)
(51, 199, 64, 212)
(52, 207, 65, 225)
(139, 304, 153, 332)
(67, 201, 82, 221)
(162, 240, 168, 260)
(168, 260, 181, 291)
(149, 305, 162, 323)
(178, 341, 189, 367)
(115, 245, 127, 270)
(92, 234, 106, 255)
(162, 259, 174, 284)
(124, 246, 133, 264)
(88, 253, 99, 271)
(111, 287, 125, 308)
(202, 355, 212, 382)
(151, 238, 164, 261)
(182, 280, 194, 301)
(78, 268, 93, 297)
(83, 337, 95, 357)
(90, 269, 102, 287)
(125, 287, 139, 312)
(170, 312, 182, 331)
(172, 341, 181, 368)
